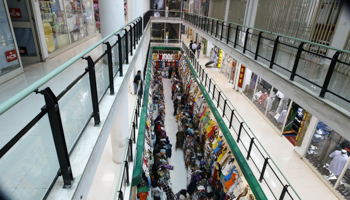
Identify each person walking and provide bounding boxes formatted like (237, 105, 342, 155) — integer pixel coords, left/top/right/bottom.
(133, 70, 141, 95)
(197, 43, 201, 59)
(191, 42, 197, 57)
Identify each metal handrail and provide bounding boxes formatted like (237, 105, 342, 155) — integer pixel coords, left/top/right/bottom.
(0, 17, 141, 115)
(182, 42, 301, 199)
(183, 12, 350, 54)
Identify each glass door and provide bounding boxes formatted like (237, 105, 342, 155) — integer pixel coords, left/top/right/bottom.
(6, 0, 42, 63)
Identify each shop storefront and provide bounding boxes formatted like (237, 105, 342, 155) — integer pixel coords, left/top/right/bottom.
(220, 55, 236, 83)
(38, 0, 95, 55)
(0, 1, 23, 84)
(305, 120, 350, 199)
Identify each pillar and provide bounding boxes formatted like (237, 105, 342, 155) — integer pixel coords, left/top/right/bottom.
(99, 0, 124, 41)
(110, 86, 130, 163)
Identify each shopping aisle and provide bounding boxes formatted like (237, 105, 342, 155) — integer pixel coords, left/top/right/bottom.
(182, 35, 338, 200)
(162, 78, 187, 193)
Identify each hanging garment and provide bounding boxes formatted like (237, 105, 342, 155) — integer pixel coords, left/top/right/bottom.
(222, 162, 235, 176)
(329, 150, 349, 176)
(277, 110, 288, 124)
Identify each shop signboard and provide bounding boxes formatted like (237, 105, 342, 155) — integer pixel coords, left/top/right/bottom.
(217, 49, 223, 68)
(238, 65, 245, 88)
(9, 8, 22, 18)
(5, 49, 18, 63)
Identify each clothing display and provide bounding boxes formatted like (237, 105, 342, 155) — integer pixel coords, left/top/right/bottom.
(137, 52, 256, 200)
(329, 150, 349, 176)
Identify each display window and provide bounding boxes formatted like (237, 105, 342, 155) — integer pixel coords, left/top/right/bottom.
(0, 1, 21, 76)
(265, 89, 291, 131)
(39, 0, 95, 54)
(305, 121, 350, 198)
(220, 55, 236, 83)
(243, 71, 257, 100)
(282, 103, 310, 146)
(252, 77, 272, 114)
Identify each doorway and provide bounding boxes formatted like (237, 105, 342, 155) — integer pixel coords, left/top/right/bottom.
(6, 0, 42, 64)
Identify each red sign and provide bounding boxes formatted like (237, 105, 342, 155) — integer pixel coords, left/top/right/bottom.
(238, 65, 246, 88)
(5, 49, 18, 63)
(9, 8, 22, 18)
(19, 47, 27, 55)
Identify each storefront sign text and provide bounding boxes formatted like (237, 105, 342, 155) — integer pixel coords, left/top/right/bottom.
(9, 8, 22, 19)
(238, 65, 245, 88)
(5, 49, 18, 63)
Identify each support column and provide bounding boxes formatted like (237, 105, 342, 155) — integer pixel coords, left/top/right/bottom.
(99, 0, 124, 41)
(110, 86, 130, 163)
(224, 0, 230, 22)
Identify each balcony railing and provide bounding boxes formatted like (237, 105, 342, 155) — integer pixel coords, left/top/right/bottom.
(183, 12, 350, 112)
(0, 16, 143, 200)
(183, 42, 301, 200)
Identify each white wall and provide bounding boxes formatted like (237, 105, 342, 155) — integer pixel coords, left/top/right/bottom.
(328, 5, 350, 56)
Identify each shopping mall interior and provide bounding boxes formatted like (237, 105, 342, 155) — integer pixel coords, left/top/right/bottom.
(1, 0, 350, 200)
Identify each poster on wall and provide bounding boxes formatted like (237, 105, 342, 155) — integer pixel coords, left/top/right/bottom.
(238, 65, 245, 88)
(217, 49, 223, 68)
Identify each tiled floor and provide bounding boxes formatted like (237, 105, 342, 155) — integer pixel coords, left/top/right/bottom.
(182, 36, 339, 199)
(162, 78, 188, 194)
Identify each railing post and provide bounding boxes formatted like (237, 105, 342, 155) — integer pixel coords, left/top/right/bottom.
(118, 191, 124, 200)
(38, 87, 74, 188)
(134, 22, 137, 48)
(135, 109, 138, 128)
(255, 32, 262, 60)
(211, 19, 214, 35)
(217, 91, 221, 107)
(124, 28, 129, 64)
(234, 26, 239, 48)
(269, 36, 279, 69)
(229, 110, 234, 129)
(205, 73, 208, 87)
(247, 138, 255, 160)
(208, 79, 211, 92)
(237, 122, 244, 143)
(104, 42, 115, 95)
(220, 22, 224, 40)
(290, 42, 305, 81)
(84, 56, 101, 125)
(206, 18, 209, 33)
(133, 122, 136, 143)
(117, 34, 123, 76)
(129, 25, 133, 56)
(222, 99, 227, 117)
(320, 51, 340, 97)
(243, 28, 250, 53)
(202, 68, 204, 81)
(124, 161, 130, 185)
(279, 185, 289, 200)
(215, 20, 219, 38)
(259, 158, 269, 182)
(128, 139, 133, 162)
(227, 23, 231, 44)
(212, 84, 216, 99)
